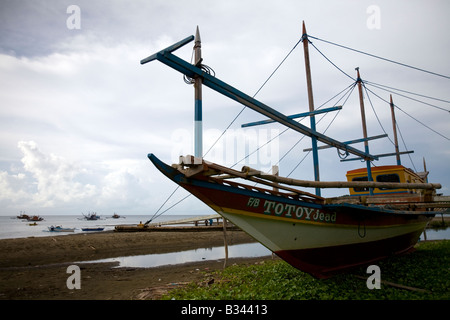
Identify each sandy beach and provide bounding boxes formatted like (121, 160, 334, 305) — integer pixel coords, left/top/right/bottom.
(0, 229, 273, 300)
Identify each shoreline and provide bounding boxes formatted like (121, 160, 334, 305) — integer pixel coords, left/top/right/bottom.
(0, 229, 273, 300)
(0, 229, 257, 268)
(1, 224, 447, 300)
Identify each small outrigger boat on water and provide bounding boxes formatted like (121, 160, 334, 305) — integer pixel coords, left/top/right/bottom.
(48, 226, 75, 232)
(140, 25, 450, 278)
(109, 213, 125, 219)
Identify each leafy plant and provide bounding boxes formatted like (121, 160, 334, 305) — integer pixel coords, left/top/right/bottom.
(162, 240, 449, 300)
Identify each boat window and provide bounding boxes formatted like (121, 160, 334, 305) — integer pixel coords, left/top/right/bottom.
(376, 174, 400, 190)
(352, 176, 369, 192)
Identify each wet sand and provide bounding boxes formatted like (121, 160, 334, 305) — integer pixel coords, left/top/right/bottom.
(0, 230, 273, 300)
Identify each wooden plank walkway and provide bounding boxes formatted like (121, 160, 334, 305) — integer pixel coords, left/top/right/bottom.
(114, 214, 226, 232)
(147, 214, 221, 226)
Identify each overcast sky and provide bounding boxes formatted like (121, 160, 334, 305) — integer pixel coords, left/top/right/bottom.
(0, 0, 449, 216)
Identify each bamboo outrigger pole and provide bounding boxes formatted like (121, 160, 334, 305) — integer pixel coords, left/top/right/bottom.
(302, 22, 321, 197)
(390, 95, 401, 165)
(355, 67, 374, 195)
(241, 166, 441, 190)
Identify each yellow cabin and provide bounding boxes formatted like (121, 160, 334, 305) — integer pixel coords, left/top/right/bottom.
(346, 165, 428, 196)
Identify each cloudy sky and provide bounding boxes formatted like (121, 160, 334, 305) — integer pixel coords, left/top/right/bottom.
(0, 0, 449, 216)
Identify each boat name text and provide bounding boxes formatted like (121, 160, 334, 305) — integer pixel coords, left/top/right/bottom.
(247, 198, 336, 223)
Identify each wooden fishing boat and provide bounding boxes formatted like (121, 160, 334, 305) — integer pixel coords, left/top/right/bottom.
(140, 25, 449, 278)
(80, 212, 100, 220)
(17, 212, 29, 220)
(27, 215, 44, 222)
(149, 154, 445, 278)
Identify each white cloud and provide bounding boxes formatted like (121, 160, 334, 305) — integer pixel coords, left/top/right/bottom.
(0, 141, 159, 214)
(0, 0, 449, 216)
(17, 140, 97, 207)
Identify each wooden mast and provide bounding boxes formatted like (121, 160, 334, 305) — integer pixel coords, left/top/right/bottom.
(355, 67, 374, 195)
(302, 21, 321, 196)
(390, 95, 401, 165)
(194, 26, 203, 158)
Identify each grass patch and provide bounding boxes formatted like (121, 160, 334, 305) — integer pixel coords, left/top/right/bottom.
(163, 240, 449, 300)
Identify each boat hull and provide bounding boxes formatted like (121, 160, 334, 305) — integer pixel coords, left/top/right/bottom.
(81, 228, 105, 232)
(48, 227, 75, 232)
(149, 154, 433, 278)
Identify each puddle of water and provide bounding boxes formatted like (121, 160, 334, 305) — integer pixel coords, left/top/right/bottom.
(78, 228, 448, 269)
(82, 242, 272, 268)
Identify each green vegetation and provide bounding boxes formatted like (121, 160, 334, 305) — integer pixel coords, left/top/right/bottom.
(427, 218, 449, 229)
(163, 240, 449, 300)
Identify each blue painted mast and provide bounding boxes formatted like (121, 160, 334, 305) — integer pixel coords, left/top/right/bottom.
(355, 67, 374, 195)
(194, 26, 203, 158)
(302, 22, 321, 196)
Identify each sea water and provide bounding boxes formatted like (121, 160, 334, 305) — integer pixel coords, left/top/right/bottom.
(1, 214, 272, 267)
(0, 214, 199, 240)
(1, 214, 448, 268)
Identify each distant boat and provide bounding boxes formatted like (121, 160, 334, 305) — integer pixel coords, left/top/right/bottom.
(28, 222, 38, 226)
(48, 226, 75, 232)
(111, 213, 123, 219)
(80, 212, 101, 220)
(27, 215, 44, 222)
(17, 212, 29, 220)
(81, 227, 105, 232)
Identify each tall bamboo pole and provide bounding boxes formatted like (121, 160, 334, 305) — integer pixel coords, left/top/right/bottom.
(302, 21, 321, 196)
(355, 67, 374, 195)
(390, 95, 401, 165)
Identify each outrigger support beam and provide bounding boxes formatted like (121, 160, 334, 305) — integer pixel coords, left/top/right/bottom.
(241, 166, 441, 190)
(241, 106, 342, 128)
(140, 35, 378, 161)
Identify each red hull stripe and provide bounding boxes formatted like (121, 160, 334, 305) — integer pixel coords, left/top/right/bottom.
(275, 229, 422, 278)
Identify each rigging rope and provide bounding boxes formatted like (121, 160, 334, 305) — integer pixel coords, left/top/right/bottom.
(308, 35, 450, 80)
(307, 35, 450, 113)
(365, 81, 450, 106)
(364, 86, 449, 141)
(365, 81, 450, 113)
(395, 120, 417, 171)
(307, 40, 355, 81)
(204, 38, 303, 158)
(145, 186, 181, 224)
(362, 83, 396, 146)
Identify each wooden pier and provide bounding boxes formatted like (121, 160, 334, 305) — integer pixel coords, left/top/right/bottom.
(114, 214, 240, 232)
